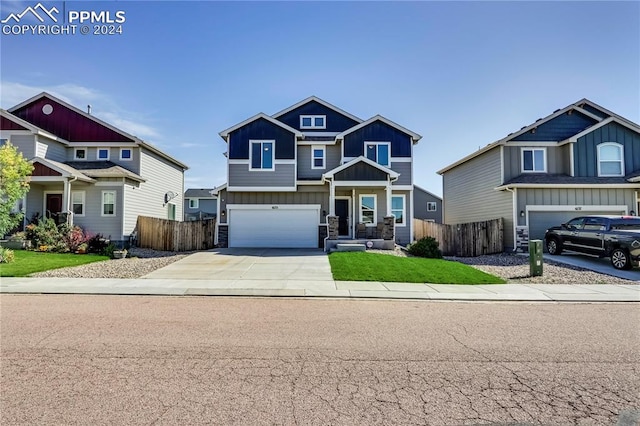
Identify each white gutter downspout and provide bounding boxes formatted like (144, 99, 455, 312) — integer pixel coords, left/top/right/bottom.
(65, 175, 78, 226)
(505, 187, 517, 251)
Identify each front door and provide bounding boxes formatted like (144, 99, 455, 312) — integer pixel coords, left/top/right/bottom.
(335, 199, 349, 237)
(45, 193, 63, 224)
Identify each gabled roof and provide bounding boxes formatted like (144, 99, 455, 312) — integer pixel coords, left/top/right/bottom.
(335, 115, 422, 142)
(560, 116, 640, 144)
(272, 96, 363, 123)
(437, 98, 636, 175)
(29, 158, 95, 182)
(65, 161, 146, 183)
(413, 185, 442, 201)
(9, 92, 188, 170)
(218, 113, 303, 140)
(322, 156, 399, 180)
(185, 188, 217, 198)
(0, 109, 69, 144)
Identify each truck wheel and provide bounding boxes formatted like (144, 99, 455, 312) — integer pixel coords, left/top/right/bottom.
(610, 248, 632, 270)
(546, 238, 562, 255)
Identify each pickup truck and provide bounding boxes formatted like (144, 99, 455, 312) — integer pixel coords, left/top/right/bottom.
(544, 215, 640, 270)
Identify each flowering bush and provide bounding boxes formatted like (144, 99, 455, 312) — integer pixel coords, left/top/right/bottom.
(59, 224, 88, 252)
(0, 246, 15, 263)
(25, 219, 90, 253)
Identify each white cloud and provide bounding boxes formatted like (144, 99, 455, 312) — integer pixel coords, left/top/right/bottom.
(0, 81, 160, 140)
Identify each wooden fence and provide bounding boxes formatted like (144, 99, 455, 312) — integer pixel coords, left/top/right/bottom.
(136, 216, 216, 251)
(413, 218, 503, 257)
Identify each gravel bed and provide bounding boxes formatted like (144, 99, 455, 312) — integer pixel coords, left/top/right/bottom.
(30, 247, 190, 279)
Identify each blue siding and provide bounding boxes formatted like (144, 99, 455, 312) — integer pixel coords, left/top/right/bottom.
(275, 100, 359, 132)
(228, 118, 296, 160)
(581, 104, 610, 120)
(574, 122, 640, 177)
(344, 120, 412, 158)
(512, 111, 597, 141)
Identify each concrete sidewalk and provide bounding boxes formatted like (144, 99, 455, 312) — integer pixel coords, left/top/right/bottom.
(1, 277, 638, 302)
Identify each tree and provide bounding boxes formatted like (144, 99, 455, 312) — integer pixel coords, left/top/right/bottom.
(0, 141, 34, 236)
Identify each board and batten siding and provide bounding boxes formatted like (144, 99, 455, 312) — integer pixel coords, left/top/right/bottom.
(391, 161, 411, 186)
(74, 185, 124, 242)
(9, 134, 35, 158)
(442, 146, 514, 249)
(502, 145, 567, 181)
(35, 137, 66, 162)
(516, 188, 636, 226)
(124, 148, 184, 238)
(228, 163, 295, 188)
(297, 145, 341, 179)
(574, 121, 640, 177)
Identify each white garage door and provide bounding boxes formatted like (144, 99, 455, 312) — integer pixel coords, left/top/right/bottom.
(229, 206, 319, 248)
(528, 208, 626, 242)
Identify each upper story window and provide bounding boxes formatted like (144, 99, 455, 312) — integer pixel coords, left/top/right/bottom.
(311, 145, 325, 169)
(120, 148, 132, 161)
(97, 148, 110, 161)
(597, 142, 624, 177)
(365, 142, 390, 167)
(427, 202, 437, 212)
(74, 148, 87, 160)
(300, 115, 326, 129)
(188, 199, 199, 209)
(392, 195, 405, 226)
(521, 148, 546, 172)
(250, 140, 275, 171)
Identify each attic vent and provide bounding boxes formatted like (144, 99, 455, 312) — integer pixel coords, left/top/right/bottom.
(42, 104, 53, 115)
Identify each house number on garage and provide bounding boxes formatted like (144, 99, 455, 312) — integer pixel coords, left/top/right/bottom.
(272, 206, 278, 209)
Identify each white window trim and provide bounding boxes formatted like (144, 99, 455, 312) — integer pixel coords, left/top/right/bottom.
(597, 142, 625, 177)
(101, 190, 116, 217)
(119, 148, 133, 161)
(249, 139, 276, 171)
(188, 198, 199, 209)
(96, 148, 110, 161)
(74, 147, 87, 161)
(71, 191, 86, 217)
(521, 147, 547, 173)
(365, 141, 391, 167)
(311, 145, 326, 170)
(300, 115, 326, 130)
(167, 202, 177, 220)
(391, 194, 406, 227)
(359, 194, 377, 226)
(427, 201, 437, 212)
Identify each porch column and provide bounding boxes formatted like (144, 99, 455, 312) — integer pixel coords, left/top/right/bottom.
(385, 177, 392, 217)
(63, 178, 72, 225)
(329, 179, 335, 216)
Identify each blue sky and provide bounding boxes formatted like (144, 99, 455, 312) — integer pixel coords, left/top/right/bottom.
(1, 1, 638, 196)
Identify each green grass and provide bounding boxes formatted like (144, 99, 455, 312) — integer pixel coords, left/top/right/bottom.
(0, 250, 109, 277)
(328, 252, 505, 284)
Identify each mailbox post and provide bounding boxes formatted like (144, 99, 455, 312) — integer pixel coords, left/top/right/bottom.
(529, 239, 543, 276)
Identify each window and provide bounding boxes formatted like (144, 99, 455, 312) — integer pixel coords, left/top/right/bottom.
(583, 217, 606, 231)
(0, 138, 7, 147)
(188, 198, 199, 209)
(101, 191, 116, 216)
(359, 194, 376, 225)
(120, 148, 132, 161)
(597, 143, 624, 177)
(427, 202, 437, 212)
(565, 217, 585, 230)
(74, 148, 87, 160)
(391, 195, 405, 226)
(250, 140, 275, 170)
(311, 145, 325, 169)
(300, 115, 326, 129)
(521, 148, 546, 172)
(365, 142, 390, 167)
(71, 191, 85, 216)
(97, 148, 110, 160)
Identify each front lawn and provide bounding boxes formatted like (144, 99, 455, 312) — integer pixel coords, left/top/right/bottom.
(329, 252, 505, 284)
(0, 250, 109, 277)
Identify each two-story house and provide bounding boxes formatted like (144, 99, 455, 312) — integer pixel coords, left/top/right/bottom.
(413, 185, 443, 224)
(214, 96, 422, 249)
(0, 92, 188, 246)
(184, 188, 217, 221)
(438, 99, 640, 251)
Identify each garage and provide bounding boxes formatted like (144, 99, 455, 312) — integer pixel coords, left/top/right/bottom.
(228, 205, 320, 248)
(528, 207, 626, 242)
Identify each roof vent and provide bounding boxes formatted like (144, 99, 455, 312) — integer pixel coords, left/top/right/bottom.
(553, 108, 561, 113)
(87, 105, 92, 115)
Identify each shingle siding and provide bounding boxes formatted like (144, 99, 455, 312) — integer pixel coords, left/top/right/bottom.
(442, 147, 514, 249)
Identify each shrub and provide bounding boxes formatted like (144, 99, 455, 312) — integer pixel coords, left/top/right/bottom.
(0, 246, 15, 263)
(87, 234, 111, 254)
(25, 218, 67, 252)
(408, 237, 443, 259)
(59, 224, 88, 252)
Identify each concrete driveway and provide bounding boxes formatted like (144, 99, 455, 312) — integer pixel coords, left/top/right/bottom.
(142, 248, 334, 289)
(544, 252, 640, 281)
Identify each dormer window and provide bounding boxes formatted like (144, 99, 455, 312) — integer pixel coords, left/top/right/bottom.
(300, 115, 326, 129)
(521, 148, 546, 173)
(597, 143, 624, 177)
(74, 148, 87, 160)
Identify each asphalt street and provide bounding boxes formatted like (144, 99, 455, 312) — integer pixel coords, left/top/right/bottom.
(1, 295, 639, 425)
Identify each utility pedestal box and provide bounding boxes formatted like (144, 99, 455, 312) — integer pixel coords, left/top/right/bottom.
(529, 239, 543, 277)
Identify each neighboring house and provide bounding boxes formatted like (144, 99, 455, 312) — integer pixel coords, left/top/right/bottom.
(184, 188, 217, 221)
(413, 185, 442, 223)
(438, 99, 640, 251)
(214, 96, 422, 249)
(0, 92, 188, 246)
